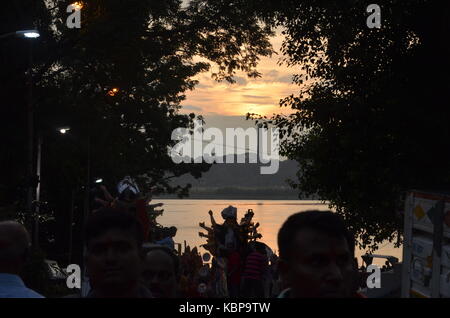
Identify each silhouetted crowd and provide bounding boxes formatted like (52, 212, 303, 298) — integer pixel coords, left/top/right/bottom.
(0, 206, 368, 298)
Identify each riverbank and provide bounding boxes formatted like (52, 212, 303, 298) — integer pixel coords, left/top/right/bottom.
(154, 186, 317, 200)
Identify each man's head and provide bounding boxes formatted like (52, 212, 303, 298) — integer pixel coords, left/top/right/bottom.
(253, 241, 267, 255)
(0, 221, 30, 274)
(84, 208, 144, 297)
(169, 226, 177, 238)
(141, 245, 179, 298)
(277, 210, 356, 298)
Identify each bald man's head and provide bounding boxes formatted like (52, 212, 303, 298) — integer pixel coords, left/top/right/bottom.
(0, 221, 31, 273)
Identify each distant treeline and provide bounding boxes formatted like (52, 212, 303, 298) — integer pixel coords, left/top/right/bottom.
(156, 186, 316, 200)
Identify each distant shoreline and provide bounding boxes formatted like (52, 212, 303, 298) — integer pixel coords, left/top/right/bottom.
(154, 195, 322, 201)
(153, 186, 320, 201)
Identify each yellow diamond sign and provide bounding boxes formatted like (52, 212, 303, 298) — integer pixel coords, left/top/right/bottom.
(414, 205, 425, 220)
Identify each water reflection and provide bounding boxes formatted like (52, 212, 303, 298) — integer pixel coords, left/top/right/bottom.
(157, 199, 402, 266)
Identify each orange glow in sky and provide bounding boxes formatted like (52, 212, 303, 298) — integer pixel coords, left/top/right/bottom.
(72, 2, 83, 10)
(182, 33, 301, 118)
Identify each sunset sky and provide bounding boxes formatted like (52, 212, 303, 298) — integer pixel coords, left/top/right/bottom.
(181, 32, 300, 130)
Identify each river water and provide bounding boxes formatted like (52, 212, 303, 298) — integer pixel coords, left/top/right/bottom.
(156, 199, 403, 266)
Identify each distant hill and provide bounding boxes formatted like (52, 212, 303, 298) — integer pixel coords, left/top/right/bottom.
(157, 154, 315, 199)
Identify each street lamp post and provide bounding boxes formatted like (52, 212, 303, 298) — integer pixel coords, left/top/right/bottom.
(27, 40, 35, 241)
(84, 135, 91, 223)
(0, 29, 40, 241)
(58, 127, 91, 263)
(68, 188, 75, 264)
(34, 133, 43, 248)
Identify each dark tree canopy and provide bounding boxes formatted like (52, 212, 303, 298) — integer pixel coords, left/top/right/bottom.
(0, 0, 274, 259)
(250, 0, 450, 250)
(0, 0, 274, 201)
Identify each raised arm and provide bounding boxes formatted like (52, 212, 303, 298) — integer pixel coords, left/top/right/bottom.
(148, 202, 164, 209)
(100, 185, 114, 202)
(94, 197, 110, 207)
(208, 210, 217, 227)
(199, 222, 213, 233)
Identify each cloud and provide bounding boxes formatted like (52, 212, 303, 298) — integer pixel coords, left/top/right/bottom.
(182, 105, 203, 111)
(196, 83, 213, 89)
(266, 70, 279, 78)
(203, 115, 259, 130)
(233, 76, 248, 86)
(183, 31, 302, 117)
(276, 75, 293, 83)
(242, 95, 270, 99)
(226, 88, 243, 93)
